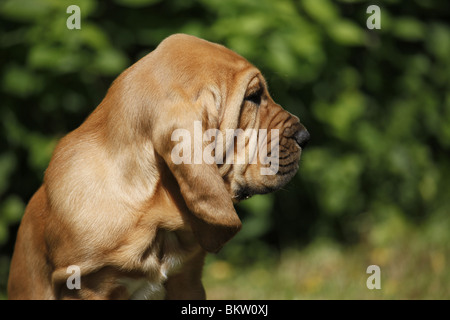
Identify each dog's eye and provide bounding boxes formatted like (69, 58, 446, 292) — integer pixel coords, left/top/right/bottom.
(245, 91, 262, 106)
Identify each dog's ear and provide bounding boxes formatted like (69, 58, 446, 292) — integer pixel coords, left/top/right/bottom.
(150, 91, 241, 253)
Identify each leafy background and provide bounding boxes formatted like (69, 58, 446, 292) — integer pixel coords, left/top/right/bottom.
(1, 0, 449, 299)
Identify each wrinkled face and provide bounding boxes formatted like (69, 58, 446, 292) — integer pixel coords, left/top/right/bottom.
(150, 33, 309, 203)
(217, 71, 310, 202)
(142, 34, 309, 252)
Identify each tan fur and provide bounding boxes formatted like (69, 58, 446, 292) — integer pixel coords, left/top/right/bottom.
(8, 34, 308, 299)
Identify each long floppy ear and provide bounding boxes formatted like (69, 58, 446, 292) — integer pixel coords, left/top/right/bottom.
(150, 90, 242, 253)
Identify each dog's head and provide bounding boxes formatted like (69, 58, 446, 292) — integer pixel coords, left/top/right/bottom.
(119, 34, 309, 252)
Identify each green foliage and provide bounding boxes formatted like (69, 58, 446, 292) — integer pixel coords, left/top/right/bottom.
(204, 216, 450, 299)
(1, 0, 449, 298)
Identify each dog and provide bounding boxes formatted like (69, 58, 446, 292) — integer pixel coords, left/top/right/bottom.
(8, 34, 309, 299)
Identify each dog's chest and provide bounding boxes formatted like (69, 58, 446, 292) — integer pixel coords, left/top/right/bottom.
(120, 229, 200, 300)
(119, 278, 166, 300)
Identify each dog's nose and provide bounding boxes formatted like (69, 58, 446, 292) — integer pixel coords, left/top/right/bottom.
(294, 128, 310, 149)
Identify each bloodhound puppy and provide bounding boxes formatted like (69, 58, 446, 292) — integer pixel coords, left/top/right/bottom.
(8, 34, 309, 300)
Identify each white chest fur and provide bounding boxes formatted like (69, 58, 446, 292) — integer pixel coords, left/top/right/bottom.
(119, 229, 201, 300)
(119, 278, 166, 300)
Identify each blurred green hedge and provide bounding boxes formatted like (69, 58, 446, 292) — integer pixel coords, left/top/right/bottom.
(1, 0, 449, 297)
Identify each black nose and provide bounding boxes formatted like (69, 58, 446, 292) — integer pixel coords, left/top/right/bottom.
(294, 128, 310, 149)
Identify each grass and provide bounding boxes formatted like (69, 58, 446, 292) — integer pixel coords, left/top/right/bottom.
(203, 213, 450, 300)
